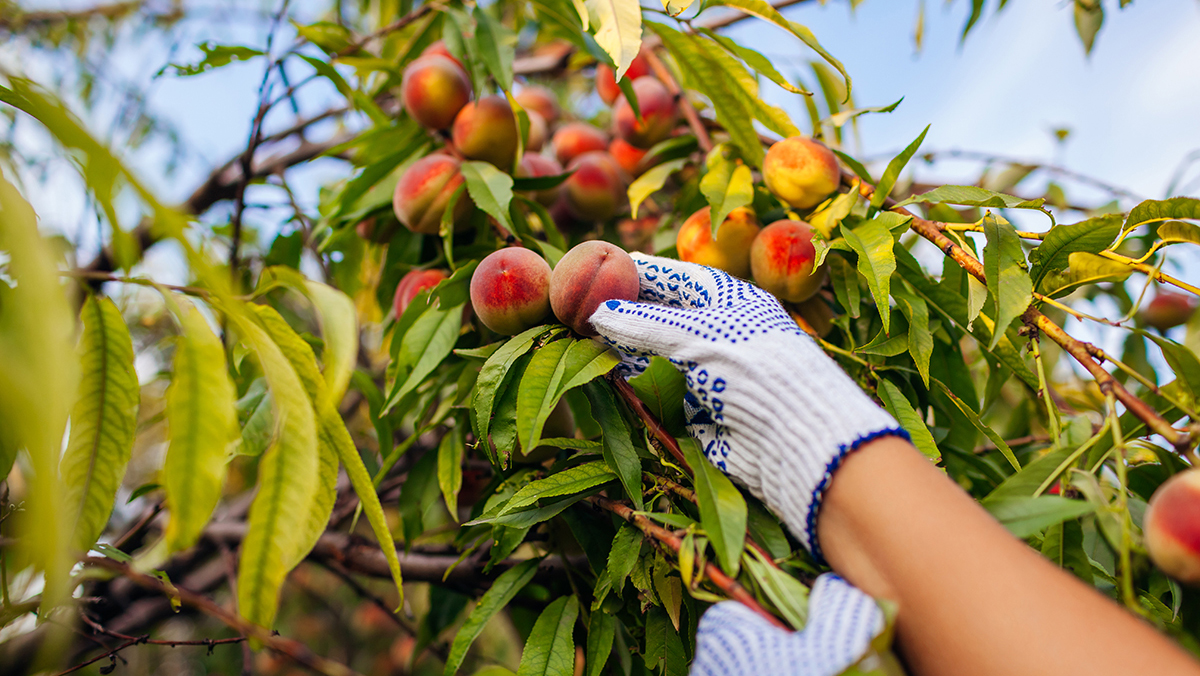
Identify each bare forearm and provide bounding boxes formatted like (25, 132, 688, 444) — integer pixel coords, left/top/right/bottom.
(817, 437, 1200, 676)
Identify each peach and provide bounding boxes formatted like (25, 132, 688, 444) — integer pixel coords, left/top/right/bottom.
(549, 241, 640, 336)
(421, 40, 464, 70)
(526, 111, 548, 152)
(562, 151, 626, 222)
(676, 207, 761, 279)
(393, 269, 449, 317)
(596, 53, 652, 106)
(763, 136, 841, 210)
(1141, 291, 1197, 331)
(552, 122, 609, 167)
(612, 77, 678, 149)
(750, 220, 827, 303)
(609, 138, 648, 176)
(470, 247, 552, 335)
(451, 95, 520, 169)
(618, 214, 660, 253)
(400, 55, 472, 130)
(517, 152, 565, 206)
(1145, 470, 1200, 585)
(515, 86, 562, 125)
(393, 155, 473, 235)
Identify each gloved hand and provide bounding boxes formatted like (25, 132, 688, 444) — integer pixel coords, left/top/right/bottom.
(691, 574, 885, 676)
(589, 253, 908, 560)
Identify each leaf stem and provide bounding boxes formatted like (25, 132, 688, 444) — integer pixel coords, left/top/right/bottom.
(1105, 393, 1140, 614)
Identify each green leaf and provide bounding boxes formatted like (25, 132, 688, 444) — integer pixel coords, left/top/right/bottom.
(982, 445, 1075, 504)
(1139, 330, 1200, 403)
(586, 611, 616, 676)
(1157, 220, 1200, 247)
(439, 424, 465, 518)
(1038, 252, 1132, 299)
(607, 524, 643, 596)
(517, 596, 579, 676)
(828, 255, 861, 318)
(875, 378, 938, 461)
(1041, 519, 1093, 584)
(162, 297, 238, 553)
(445, 559, 541, 676)
(499, 461, 616, 515)
(857, 323, 909, 357)
(585, 382, 645, 511)
(60, 296, 139, 551)
(224, 306, 319, 629)
(484, 492, 597, 528)
(700, 146, 755, 238)
(473, 326, 554, 445)
(744, 550, 809, 630)
(694, 38, 799, 140)
(679, 437, 746, 577)
(934, 380, 1020, 472)
(892, 285, 932, 386)
(158, 42, 264, 77)
(516, 340, 573, 454)
(557, 340, 621, 395)
(985, 496, 1094, 538)
(1125, 197, 1200, 231)
(871, 125, 928, 208)
(629, 158, 687, 219)
(843, 217, 897, 333)
(1073, 0, 1104, 55)
(643, 606, 687, 675)
(629, 357, 687, 434)
(1028, 214, 1122, 289)
(699, 29, 810, 95)
(386, 304, 465, 411)
(895, 185, 1049, 213)
(586, 0, 643, 79)
(473, 6, 515, 91)
(982, 213, 1032, 349)
(461, 160, 516, 230)
(301, 280, 358, 404)
(826, 97, 903, 128)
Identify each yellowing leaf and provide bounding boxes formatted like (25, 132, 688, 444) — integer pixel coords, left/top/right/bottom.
(629, 158, 687, 219)
(61, 296, 139, 552)
(586, 0, 643, 79)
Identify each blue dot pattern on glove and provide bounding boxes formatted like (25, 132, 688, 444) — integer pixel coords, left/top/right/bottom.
(590, 253, 908, 559)
(690, 573, 886, 676)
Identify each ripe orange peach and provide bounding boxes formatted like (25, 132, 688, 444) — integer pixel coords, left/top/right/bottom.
(762, 136, 841, 210)
(421, 40, 464, 70)
(515, 86, 562, 125)
(552, 122, 609, 167)
(451, 95, 520, 169)
(400, 55, 472, 130)
(393, 269, 449, 317)
(676, 207, 761, 279)
(609, 138, 648, 176)
(1145, 470, 1200, 585)
(393, 155, 473, 235)
(562, 151, 626, 222)
(526, 111, 549, 152)
(516, 152, 565, 206)
(750, 220, 826, 303)
(612, 77, 678, 149)
(470, 248, 552, 335)
(596, 53, 652, 106)
(549, 241, 640, 336)
(1141, 291, 1197, 331)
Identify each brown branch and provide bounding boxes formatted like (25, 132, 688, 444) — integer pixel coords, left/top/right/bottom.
(848, 177, 1192, 452)
(57, 623, 246, 676)
(83, 557, 363, 676)
(0, 2, 182, 32)
(647, 474, 786, 569)
(589, 496, 789, 630)
(333, 5, 434, 58)
(611, 376, 691, 471)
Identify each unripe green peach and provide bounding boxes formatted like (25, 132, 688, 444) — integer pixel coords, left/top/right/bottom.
(676, 207, 761, 279)
(451, 95, 520, 169)
(549, 241, 640, 336)
(516, 152, 565, 206)
(552, 122, 609, 167)
(1141, 291, 1197, 331)
(515, 85, 562, 125)
(609, 138, 648, 176)
(393, 268, 449, 317)
(750, 219, 827, 303)
(1145, 470, 1200, 585)
(763, 136, 841, 210)
(612, 77, 678, 149)
(470, 247, 552, 335)
(562, 151, 626, 222)
(400, 55, 472, 130)
(596, 53, 652, 106)
(392, 154, 473, 235)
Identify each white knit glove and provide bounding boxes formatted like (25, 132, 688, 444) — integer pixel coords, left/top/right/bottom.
(590, 253, 908, 560)
(691, 574, 885, 676)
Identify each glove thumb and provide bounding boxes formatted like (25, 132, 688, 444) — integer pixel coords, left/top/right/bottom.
(589, 298, 712, 365)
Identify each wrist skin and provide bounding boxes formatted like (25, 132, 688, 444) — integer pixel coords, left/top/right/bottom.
(815, 436, 1200, 676)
